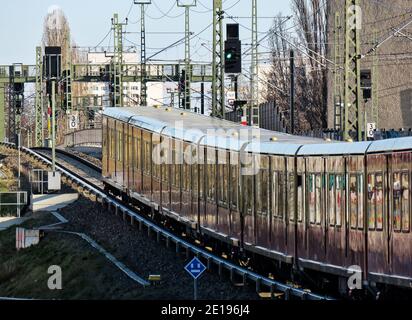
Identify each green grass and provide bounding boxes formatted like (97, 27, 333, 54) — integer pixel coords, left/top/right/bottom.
(0, 212, 143, 299)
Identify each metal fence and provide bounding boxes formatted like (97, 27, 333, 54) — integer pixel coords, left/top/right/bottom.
(0, 192, 27, 218)
(225, 101, 288, 132)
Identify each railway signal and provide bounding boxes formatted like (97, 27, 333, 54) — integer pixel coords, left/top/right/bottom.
(224, 24, 241, 74)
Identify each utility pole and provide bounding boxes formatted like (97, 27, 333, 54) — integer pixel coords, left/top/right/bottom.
(35, 47, 44, 147)
(372, 29, 379, 127)
(250, 0, 259, 127)
(333, 12, 343, 134)
(64, 31, 72, 114)
(0, 84, 4, 142)
(51, 80, 56, 172)
(112, 13, 127, 107)
(212, 0, 224, 118)
(290, 49, 295, 134)
(200, 82, 205, 114)
(178, 1, 197, 111)
(343, 0, 362, 141)
(135, 1, 151, 106)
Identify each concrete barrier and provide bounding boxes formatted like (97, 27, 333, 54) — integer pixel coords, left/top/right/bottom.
(30, 193, 79, 212)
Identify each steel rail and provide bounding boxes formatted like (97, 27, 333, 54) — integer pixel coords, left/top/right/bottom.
(0, 142, 334, 300)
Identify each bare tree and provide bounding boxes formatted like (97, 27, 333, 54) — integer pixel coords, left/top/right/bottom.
(266, 0, 329, 132)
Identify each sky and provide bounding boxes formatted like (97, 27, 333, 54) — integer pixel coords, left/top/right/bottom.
(0, 0, 293, 66)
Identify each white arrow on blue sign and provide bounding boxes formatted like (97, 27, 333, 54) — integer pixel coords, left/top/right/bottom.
(184, 257, 206, 279)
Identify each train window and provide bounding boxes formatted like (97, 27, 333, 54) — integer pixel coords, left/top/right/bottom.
(375, 174, 384, 230)
(336, 175, 343, 227)
(297, 175, 303, 222)
(192, 160, 198, 194)
(350, 175, 358, 229)
(218, 151, 228, 206)
(256, 158, 269, 216)
(308, 174, 315, 224)
(288, 173, 295, 221)
(329, 174, 336, 226)
(368, 174, 376, 230)
(206, 149, 216, 202)
(357, 174, 364, 230)
(402, 172, 410, 232)
(109, 128, 114, 160)
(243, 175, 253, 215)
(315, 174, 322, 225)
(393, 172, 402, 231)
(143, 138, 151, 175)
(183, 162, 190, 191)
(117, 128, 122, 162)
(261, 166, 269, 216)
(136, 133, 141, 170)
(272, 172, 284, 219)
(230, 152, 239, 210)
(152, 135, 160, 179)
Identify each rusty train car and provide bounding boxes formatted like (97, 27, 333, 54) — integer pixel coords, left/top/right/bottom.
(102, 106, 412, 295)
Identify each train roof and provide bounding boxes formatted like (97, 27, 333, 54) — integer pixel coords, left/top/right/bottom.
(367, 137, 412, 153)
(102, 106, 412, 155)
(103, 106, 326, 152)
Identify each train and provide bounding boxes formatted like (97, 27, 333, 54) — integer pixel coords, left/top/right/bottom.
(101, 105, 412, 296)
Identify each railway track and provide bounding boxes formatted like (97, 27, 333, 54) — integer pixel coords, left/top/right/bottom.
(1, 142, 334, 300)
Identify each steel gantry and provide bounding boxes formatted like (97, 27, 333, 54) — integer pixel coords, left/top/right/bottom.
(343, 0, 362, 141)
(250, 0, 259, 127)
(333, 12, 344, 132)
(212, 0, 224, 118)
(134, 1, 151, 106)
(178, 1, 197, 111)
(35, 47, 44, 146)
(112, 13, 127, 107)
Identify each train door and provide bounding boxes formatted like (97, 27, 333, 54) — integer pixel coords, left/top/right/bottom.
(346, 156, 366, 271)
(296, 157, 306, 261)
(123, 123, 129, 191)
(255, 154, 270, 248)
(240, 152, 254, 245)
(366, 154, 389, 277)
(204, 147, 217, 230)
(181, 142, 192, 221)
(102, 117, 108, 177)
(389, 152, 412, 279)
(189, 142, 199, 225)
(171, 138, 182, 215)
(325, 157, 346, 267)
(151, 132, 162, 206)
(141, 130, 152, 201)
(217, 148, 230, 236)
(285, 157, 296, 258)
(134, 127, 143, 194)
(229, 151, 241, 241)
(127, 124, 133, 193)
(269, 156, 287, 254)
(160, 135, 171, 211)
(305, 157, 326, 262)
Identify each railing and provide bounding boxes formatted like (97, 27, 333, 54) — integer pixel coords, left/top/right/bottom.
(62, 128, 102, 147)
(0, 192, 27, 218)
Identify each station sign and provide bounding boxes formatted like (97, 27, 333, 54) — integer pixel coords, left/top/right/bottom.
(68, 112, 79, 130)
(367, 122, 376, 138)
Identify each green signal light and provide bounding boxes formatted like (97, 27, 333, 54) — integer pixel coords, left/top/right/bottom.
(226, 52, 233, 59)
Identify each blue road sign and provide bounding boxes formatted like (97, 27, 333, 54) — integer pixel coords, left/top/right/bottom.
(184, 257, 206, 280)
